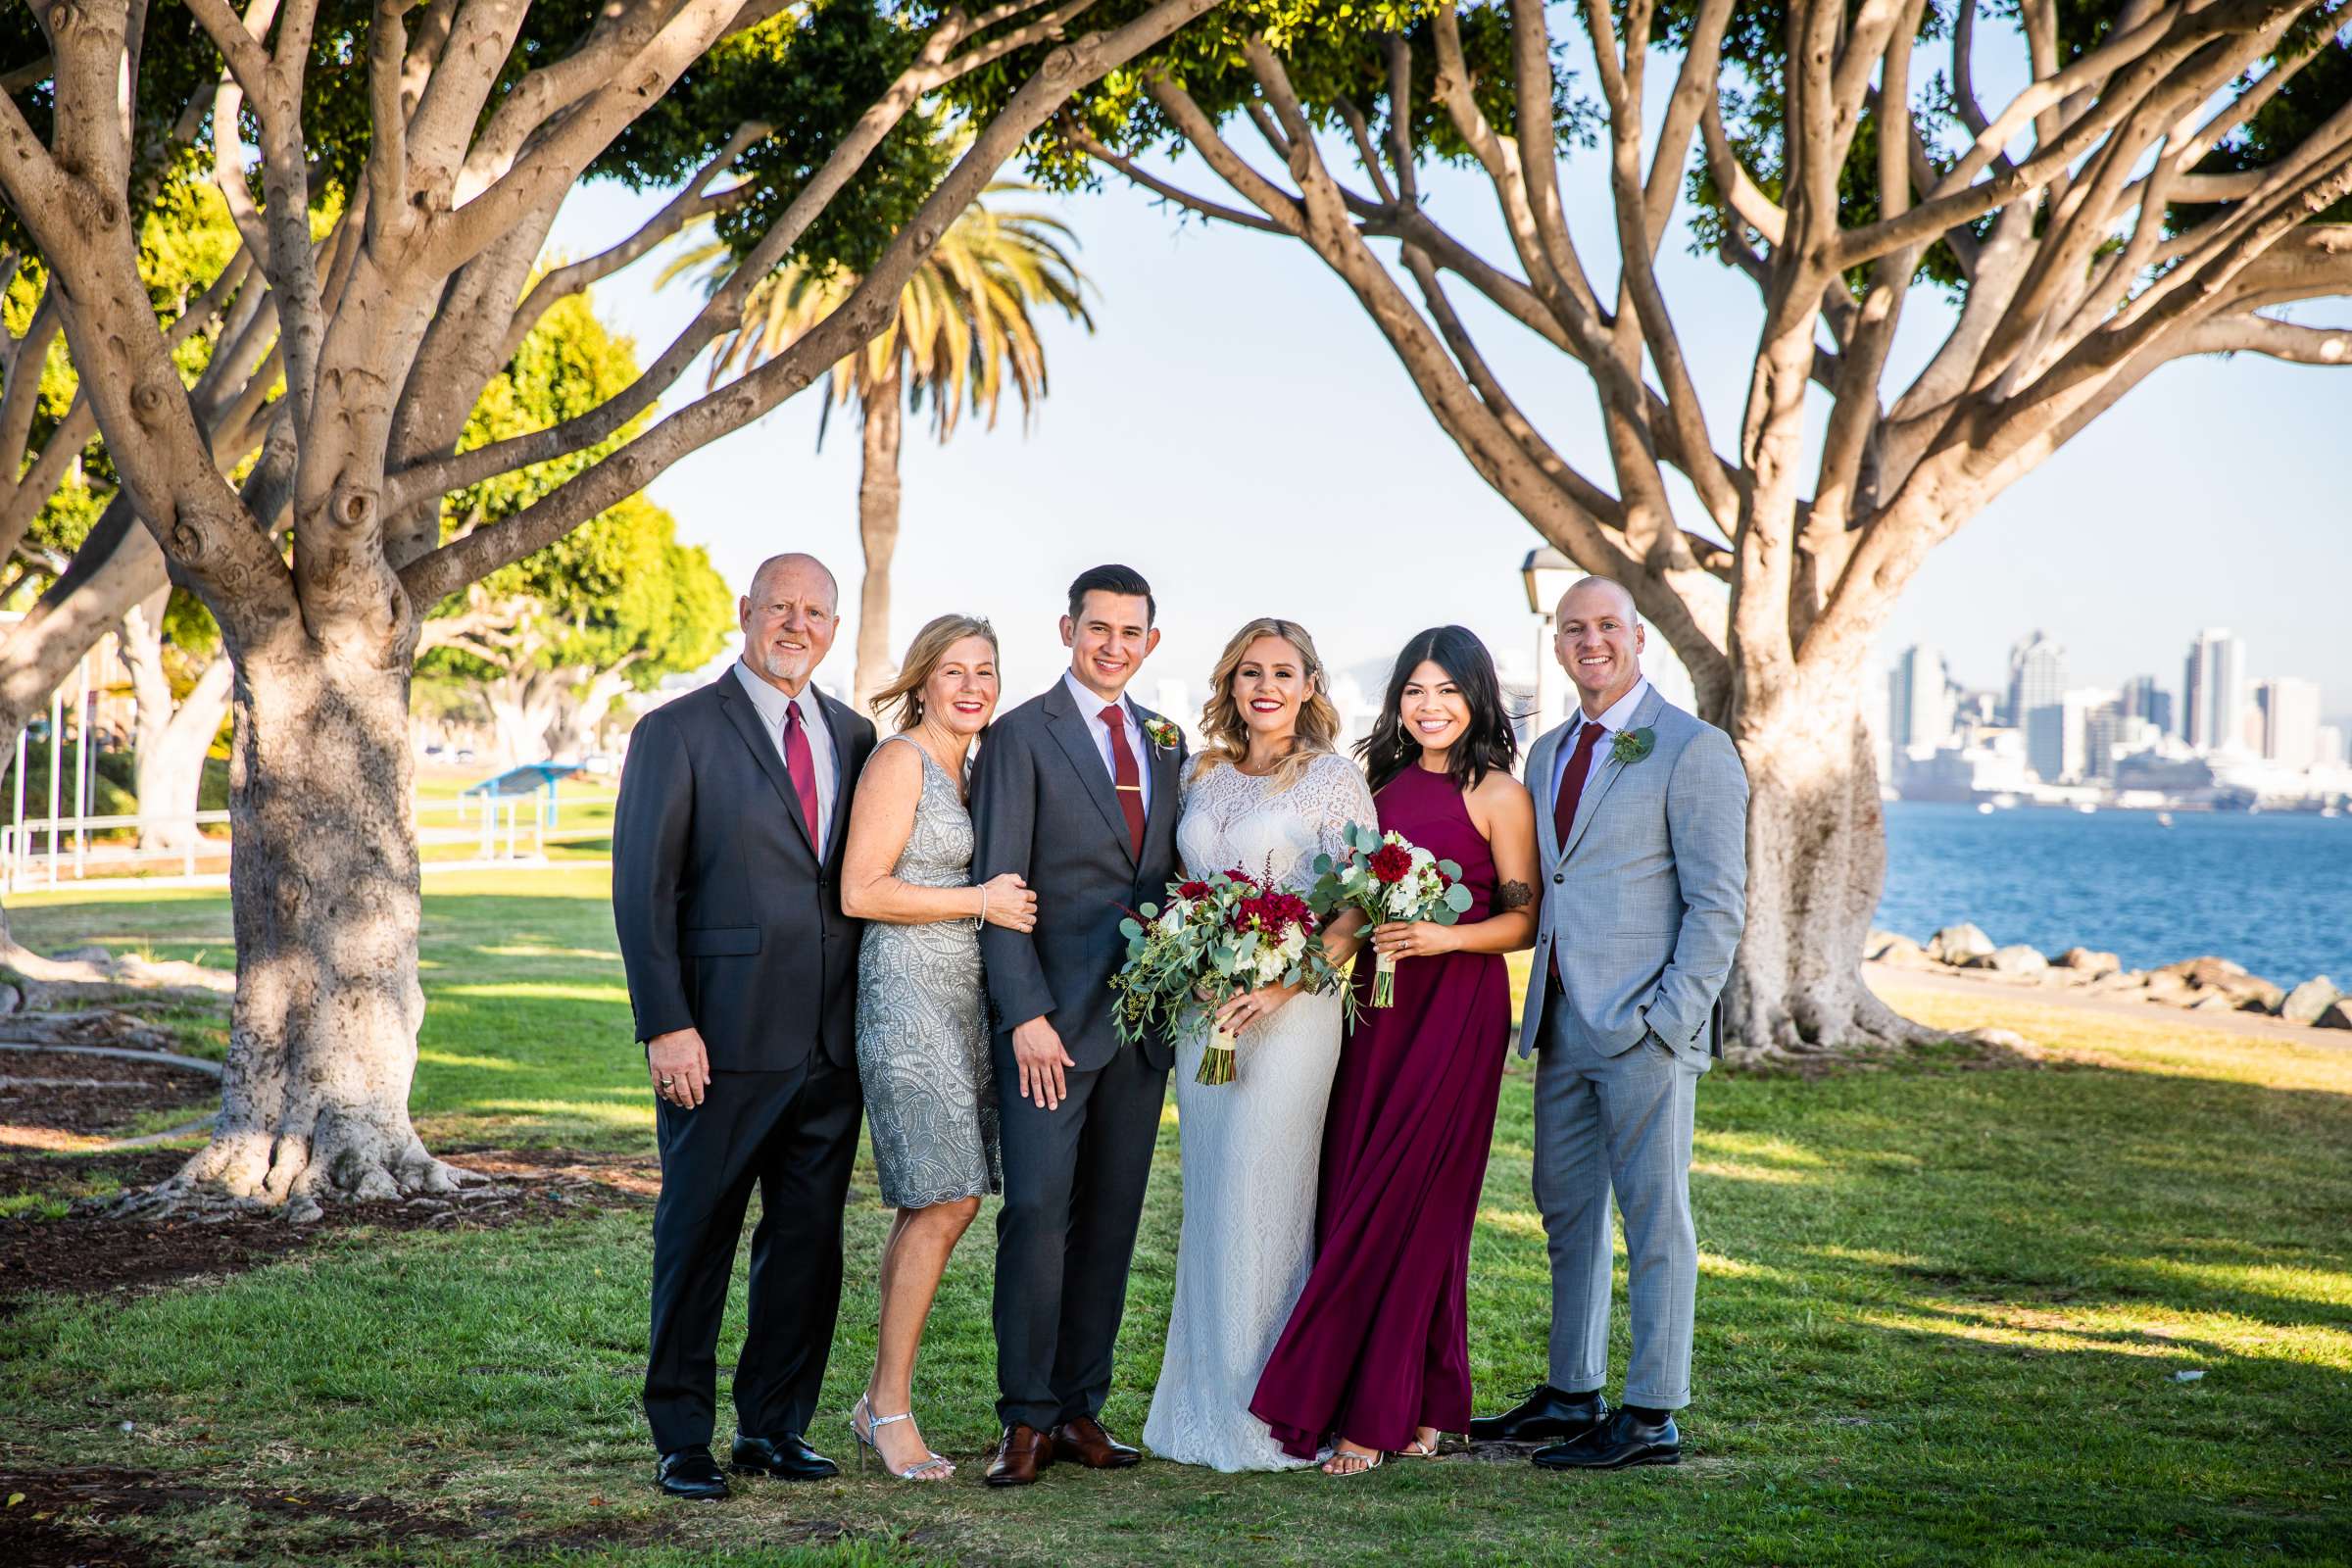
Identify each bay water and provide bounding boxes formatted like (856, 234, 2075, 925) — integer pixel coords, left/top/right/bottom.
(1876, 802, 2352, 990)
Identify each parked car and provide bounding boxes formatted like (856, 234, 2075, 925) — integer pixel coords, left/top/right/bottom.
(581, 754, 615, 777)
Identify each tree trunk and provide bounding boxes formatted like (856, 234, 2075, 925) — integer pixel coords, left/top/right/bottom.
(132, 661, 231, 854)
(484, 669, 561, 767)
(122, 593, 233, 853)
(158, 650, 462, 1219)
(853, 371, 904, 715)
(544, 663, 634, 763)
(1717, 670, 1940, 1064)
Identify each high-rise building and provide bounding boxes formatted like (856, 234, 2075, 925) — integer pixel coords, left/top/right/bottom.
(2182, 628, 2246, 753)
(2006, 631, 2066, 729)
(2120, 674, 2174, 738)
(1888, 645, 1954, 752)
(2255, 677, 2323, 770)
(2318, 724, 2347, 769)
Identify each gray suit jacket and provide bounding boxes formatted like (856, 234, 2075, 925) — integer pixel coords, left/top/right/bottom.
(1517, 685, 1748, 1063)
(970, 678, 1187, 1073)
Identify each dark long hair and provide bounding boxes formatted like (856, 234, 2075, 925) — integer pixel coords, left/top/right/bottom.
(1356, 626, 1520, 796)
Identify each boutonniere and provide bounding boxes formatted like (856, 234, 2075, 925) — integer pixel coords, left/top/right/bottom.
(1142, 716, 1182, 752)
(1611, 727, 1656, 766)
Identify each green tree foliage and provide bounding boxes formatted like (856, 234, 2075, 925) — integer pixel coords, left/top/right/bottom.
(422, 292, 730, 707)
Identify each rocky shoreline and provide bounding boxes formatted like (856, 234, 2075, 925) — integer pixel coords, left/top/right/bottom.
(1866, 925, 2352, 1031)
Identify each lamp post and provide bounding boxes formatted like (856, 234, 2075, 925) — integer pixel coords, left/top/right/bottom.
(1521, 547, 1579, 736)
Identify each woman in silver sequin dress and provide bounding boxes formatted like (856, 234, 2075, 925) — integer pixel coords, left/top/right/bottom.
(840, 614, 1036, 1480)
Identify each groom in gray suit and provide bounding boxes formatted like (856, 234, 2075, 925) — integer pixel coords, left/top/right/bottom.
(1470, 575, 1746, 1470)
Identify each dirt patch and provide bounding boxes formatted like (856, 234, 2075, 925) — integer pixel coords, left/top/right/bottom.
(0, 1147, 656, 1316)
(0, 1463, 476, 1564)
(0, 1049, 217, 1152)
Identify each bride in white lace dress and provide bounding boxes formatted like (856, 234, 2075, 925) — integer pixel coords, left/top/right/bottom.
(1143, 618, 1375, 1472)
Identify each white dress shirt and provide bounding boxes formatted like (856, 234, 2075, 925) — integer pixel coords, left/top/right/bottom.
(1550, 676, 1652, 808)
(734, 660, 837, 857)
(1062, 668, 1153, 815)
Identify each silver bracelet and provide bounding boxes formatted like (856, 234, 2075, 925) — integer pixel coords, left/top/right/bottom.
(976, 884, 990, 931)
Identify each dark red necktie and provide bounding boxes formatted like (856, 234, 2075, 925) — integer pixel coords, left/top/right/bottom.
(1101, 704, 1147, 858)
(783, 699, 823, 858)
(1551, 719, 1606, 853)
(1549, 720, 1605, 983)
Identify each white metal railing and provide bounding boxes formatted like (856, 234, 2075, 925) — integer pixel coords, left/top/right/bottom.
(0, 795, 549, 892)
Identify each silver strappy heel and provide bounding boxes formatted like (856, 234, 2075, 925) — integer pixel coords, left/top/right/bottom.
(851, 1393, 955, 1482)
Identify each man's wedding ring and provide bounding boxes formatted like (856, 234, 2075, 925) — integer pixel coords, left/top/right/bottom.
(659, 1075, 675, 1087)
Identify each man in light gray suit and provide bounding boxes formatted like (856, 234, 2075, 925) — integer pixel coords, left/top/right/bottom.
(1469, 576, 1747, 1470)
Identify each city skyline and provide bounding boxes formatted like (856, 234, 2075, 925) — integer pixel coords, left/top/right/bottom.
(1882, 622, 2348, 808)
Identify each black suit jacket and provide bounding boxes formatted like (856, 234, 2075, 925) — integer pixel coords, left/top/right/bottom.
(612, 670, 877, 1072)
(971, 679, 1186, 1072)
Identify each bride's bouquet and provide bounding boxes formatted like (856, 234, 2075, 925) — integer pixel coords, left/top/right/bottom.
(1112, 867, 1344, 1086)
(1310, 823, 1473, 1007)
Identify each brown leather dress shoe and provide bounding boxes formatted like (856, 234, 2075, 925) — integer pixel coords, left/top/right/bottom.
(1050, 1415, 1143, 1469)
(985, 1424, 1054, 1488)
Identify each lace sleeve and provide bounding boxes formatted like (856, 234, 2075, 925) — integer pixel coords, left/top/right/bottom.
(1301, 753, 1377, 869)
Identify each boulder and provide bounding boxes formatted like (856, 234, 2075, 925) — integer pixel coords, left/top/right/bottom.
(2278, 978, 2341, 1026)
(1966, 944, 2050, 978)
(1864, 929, 1905, 960)
(2055, 947, 2124, 979)
(2139, 971, 2193, 1004)
(1929, 923, 1997, 965)
(1871, 935, 1937, 970)
(2187, 993, 2238, 1012)
(2089, 969, 2149, 994)
(2157, 956, 2282, 1012)
(2160, 956, 2249, 987)
(2318, 1001, 2352, 1031)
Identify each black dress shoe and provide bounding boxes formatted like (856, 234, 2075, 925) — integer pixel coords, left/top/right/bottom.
(657, 1446, 729, 1499)
(1468, 1385, 1610, 1445)
(1532, 1408, 1680, 1470)
(730, 1432, 840, 1480)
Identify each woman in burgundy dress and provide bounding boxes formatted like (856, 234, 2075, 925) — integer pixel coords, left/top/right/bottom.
(1250, 626, 1539, 1475)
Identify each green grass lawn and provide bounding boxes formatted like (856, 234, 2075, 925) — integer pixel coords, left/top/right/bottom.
(2, 871, 2348, 1565)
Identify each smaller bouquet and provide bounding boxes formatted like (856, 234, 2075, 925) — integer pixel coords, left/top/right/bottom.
(1311, 823, 1474, 1007)
(1112, 867, 1345, 1085)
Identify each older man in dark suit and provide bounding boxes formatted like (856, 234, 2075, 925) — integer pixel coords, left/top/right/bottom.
(612, 552, 877, 1500)
(971, 564, 1186, 1487)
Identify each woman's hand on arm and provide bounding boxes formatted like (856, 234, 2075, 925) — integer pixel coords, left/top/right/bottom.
(979, 871, 1038, 932)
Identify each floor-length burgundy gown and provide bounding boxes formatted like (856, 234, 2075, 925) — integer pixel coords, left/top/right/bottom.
(1250, 761, 1513, 1458)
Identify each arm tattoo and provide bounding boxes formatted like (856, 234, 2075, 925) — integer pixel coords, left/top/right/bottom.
(1496, 879, 1535, 912)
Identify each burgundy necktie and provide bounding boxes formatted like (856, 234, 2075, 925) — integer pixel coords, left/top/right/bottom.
(783, 699, 823, 858)
(1101, 704, 1148, 858)
(1549, 719, 1605, 983)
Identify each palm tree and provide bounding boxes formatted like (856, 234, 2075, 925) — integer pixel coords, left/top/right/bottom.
(664, 183, 1093, 710)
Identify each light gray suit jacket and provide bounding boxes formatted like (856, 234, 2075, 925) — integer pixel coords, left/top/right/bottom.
(1516, 685, 1748, 1063)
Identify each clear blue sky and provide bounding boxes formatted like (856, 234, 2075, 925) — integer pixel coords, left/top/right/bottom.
(545, 137, 2352, 724)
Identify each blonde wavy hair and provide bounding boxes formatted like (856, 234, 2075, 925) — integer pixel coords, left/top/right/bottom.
(871, 613, 1000, 732)
(1192, 617, 1344, 790)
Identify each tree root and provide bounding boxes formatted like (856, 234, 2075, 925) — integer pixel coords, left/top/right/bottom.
(0, 1007, 184, 1053)
(0, 937, 234, 1005)
(119, 1132, 498, 1225)
(1722, 983, 2030, 1072)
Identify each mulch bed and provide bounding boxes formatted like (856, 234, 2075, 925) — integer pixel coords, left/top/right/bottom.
(0, 1048, 217, 1150)
(0, 1145, 657, 1318)
(0, 1458, 926, 1566)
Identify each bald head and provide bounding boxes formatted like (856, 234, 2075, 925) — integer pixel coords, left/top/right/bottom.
(747, 552, 839, 608)
(739, 553, 841, 696)
(1553, 575, 1645, 717)
(1555, 574, 1639, 626)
